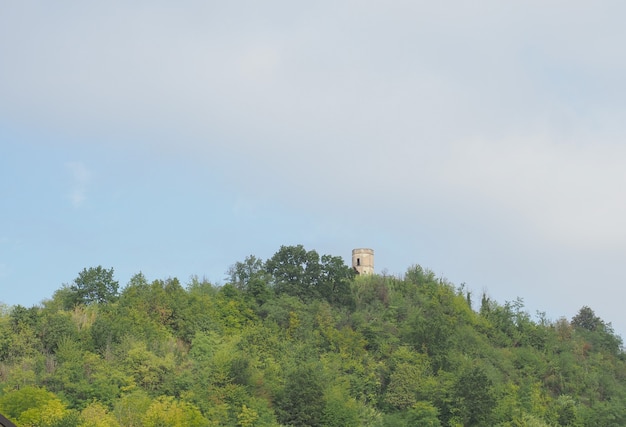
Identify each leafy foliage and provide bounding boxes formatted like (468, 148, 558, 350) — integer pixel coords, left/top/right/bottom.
(0, 246, 625, 426)
(64, 266, 119, 307)
(265, 245, 355, 307)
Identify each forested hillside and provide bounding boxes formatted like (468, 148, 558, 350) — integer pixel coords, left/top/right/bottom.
(0, 245, 624, 426)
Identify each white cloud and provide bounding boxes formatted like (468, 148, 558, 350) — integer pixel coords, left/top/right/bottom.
(237, 44, 281, 84)
(3, 2, 624, 221)
(435, 134, 626, 248)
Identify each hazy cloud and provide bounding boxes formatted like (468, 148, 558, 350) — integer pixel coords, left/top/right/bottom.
(3, 1, 624, 244)
(65, 162, 91, 207)
(2, 2, 626, 331)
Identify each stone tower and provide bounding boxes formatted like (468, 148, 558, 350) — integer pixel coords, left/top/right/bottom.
(352, 248, 374, 275)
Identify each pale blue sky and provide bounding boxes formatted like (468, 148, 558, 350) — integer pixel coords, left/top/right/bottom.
(2, 1, 626, 336)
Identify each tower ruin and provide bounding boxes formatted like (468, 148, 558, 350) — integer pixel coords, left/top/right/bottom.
(352, 248, 374, 275)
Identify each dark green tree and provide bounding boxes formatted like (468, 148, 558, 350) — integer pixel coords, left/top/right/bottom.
(9, 304, 40, 331)
(453, 366, 496, 426)
(227, 255, 264, 291)
(266, 245, 322, 301)
(67, 266, 119, 307)
(406, 401, 442, 426)
(276, 363, 325, 427)
(39, 310, 78, 353)
(571, 306, 603, 332)
(318, 254, 355, 307)
(265, 245, 354, 306)
(571, 306, 623, 355)
(228, 255, 273, 306)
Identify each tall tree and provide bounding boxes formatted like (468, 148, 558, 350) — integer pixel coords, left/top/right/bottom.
(276, 363, 326, 427)
(228, 255, 265, 291)
(571, 306, 603, 332)
(453, 366, 496, 426)
(265, 245, 354, 305)
(318, 254, 355, 307)
(265, 245, 321, 300)
(67, 266, 119, 307)
(227, 255, 272, 305)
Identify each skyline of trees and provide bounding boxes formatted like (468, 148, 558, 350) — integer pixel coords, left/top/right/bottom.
(0, 245, 624, 426)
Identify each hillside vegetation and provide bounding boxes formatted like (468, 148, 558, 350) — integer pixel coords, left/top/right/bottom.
(0, 245, 624, 426)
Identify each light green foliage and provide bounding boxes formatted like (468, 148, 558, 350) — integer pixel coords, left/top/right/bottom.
(1, 358, 39, 390)
(547, 395, 582, 427)
(0, 312, 11, 361)
(2, 251, 626, 427)
(142, 396, 207, 427)
(125, 341, 175, 392)
(5, 305, 41, 361)
(241, 398, 281, 427)
(237, 404, 258, 427)
(0, 386, 69, 427)
(406, 401, 441, 426)
(79, 401, 120, 427)
(321, 384, 361, 427)
(45, 337, 130, 407)
(384, 346, 434, 410)
(114, 390, 152, 427)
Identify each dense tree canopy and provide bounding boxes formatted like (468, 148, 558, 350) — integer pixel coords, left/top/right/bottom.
(0, 246, 624, 426)
(572, 306, 604, 332)
(62, 266, 119, 307)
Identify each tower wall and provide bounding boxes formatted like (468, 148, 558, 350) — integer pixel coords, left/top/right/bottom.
(352, 248, 374, 275)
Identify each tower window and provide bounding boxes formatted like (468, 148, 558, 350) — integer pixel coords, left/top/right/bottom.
(357, 258, 360, 266)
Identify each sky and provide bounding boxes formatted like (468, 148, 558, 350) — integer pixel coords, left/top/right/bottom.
(2, 2, 626, 336)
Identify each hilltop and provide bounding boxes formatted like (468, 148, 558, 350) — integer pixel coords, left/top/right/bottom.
(0, 245, 624, 426)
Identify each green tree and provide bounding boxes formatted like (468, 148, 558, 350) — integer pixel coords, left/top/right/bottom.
(227, 256, 273, 306)
(276, 363, 325, 427)
(79, 401, 120, 427)
(113, 390, 152, 427)
(406, 401, 441, 427)
(318, 254, 355, 307)
(265, 245, 354, 306)
(125, 341, 175, 392)
(228, 255, 265, 291)
(571, 306, 623, 355)
(550, 395, 581, 427)
(67, 266, 119, 307)
(142, 396, 207, 427)
(6, 305, 41, 361)
(39, 310, 79, 353)
(321, 384, 361, 427)
(9, 305, 40, 332)
(384, 348, 434, 410)
(0, 386, 70, 427)
(266, 245, 322, 301)
(453, 366, 496, 426)
(571, 306, 603, 332)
